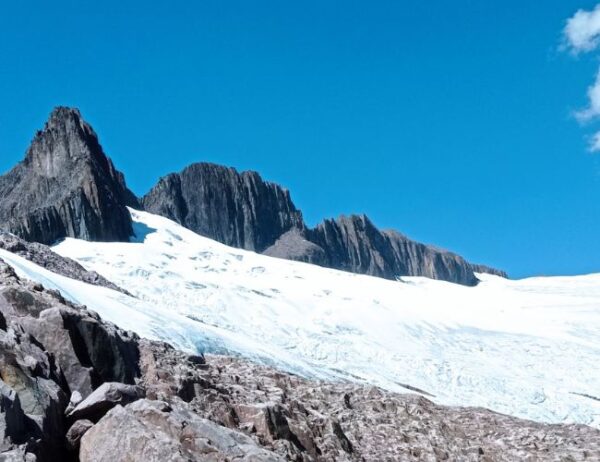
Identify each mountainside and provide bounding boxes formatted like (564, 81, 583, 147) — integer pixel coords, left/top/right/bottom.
(143, 163, 505, 285)
(0, 107, 138, 245)
(42, 209, 600, 428)
(0, 256, 597, 461)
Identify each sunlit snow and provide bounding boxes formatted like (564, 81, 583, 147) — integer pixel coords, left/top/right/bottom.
(2, 208, 598, 427)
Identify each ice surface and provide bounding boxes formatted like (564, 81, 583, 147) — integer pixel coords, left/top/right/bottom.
(6, 208, 599, 427)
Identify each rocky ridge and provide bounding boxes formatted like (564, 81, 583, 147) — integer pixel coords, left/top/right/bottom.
(0, 256, 596, 461)
(0, 232, 128, 294)
(144, 164, 506, 285)
(0, 107, 504, 285)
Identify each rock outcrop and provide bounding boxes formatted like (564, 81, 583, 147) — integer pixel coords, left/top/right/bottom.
(0, 107, 139, 245)
(0, 232, 128, 293)
(0, 257, 597, 461)
(143, 164, 506, 285)
(142, 163, 304, 252)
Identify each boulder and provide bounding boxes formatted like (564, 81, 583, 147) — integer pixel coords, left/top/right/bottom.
(79, 399, 284, 462)
(0, 319, 67, 460)
(0, 383, 27, 451)
(0, 446, 36, 461)
(67, 382, 143, 423)
(65, 419, 93, 453)
(65, 391, 83, 415)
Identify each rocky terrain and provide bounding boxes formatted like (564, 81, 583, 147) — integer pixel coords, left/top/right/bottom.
(0, 107, 139, 245)
(0, 256, 597, 461)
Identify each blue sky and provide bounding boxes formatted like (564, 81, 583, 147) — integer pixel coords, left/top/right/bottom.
(1, 1, 600, 278)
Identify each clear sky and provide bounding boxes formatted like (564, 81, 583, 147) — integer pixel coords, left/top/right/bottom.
(1, 1, 600, 278)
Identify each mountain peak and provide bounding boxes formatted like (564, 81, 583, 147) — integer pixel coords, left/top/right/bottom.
(0, 107, 138, 244)
(24, 106, 105, 176)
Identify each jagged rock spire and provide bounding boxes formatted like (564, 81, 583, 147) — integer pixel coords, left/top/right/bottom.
(0, 107, 139, 244)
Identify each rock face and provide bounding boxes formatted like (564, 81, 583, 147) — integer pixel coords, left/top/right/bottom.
(142, 163, 304, 252)
(0, 259, 142, 460)
(305, 215, 481, 285)
(0, 107, 139, 245)
(143, 164, 506, 285)
(0, 257, 597, 461)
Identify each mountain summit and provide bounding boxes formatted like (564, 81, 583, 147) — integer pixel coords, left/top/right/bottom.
(0, 107, 138, 244)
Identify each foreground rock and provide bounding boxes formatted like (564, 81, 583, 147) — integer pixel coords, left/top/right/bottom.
(79, 399, 283, 462)
(0, 107, 139, 245)
(0, 256, 597, 461)
(139, 341, 600, 462)
(67, 382, 144, 422)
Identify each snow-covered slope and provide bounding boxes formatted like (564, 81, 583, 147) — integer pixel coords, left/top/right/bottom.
(13, 209, 600, 427)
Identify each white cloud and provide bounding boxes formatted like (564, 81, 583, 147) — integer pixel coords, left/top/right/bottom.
(575, 66, 600, 121)
(589, 131, 600, 152)
(564, 4, 600, 53)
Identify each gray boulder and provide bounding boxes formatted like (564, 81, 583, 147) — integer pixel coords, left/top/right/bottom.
(0, 318, 68, 460)
(65, 419, 93, 453)
(67, 382, 143, 423)
(0, 384, 27, 452)
(0, 446, 36, 461)
(79, 399, 284, 462)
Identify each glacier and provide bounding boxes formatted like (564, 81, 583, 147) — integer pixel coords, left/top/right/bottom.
(0, 208, 598, 428)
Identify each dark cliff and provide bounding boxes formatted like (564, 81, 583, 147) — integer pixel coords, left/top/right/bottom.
(142, 163, 304, 252)
(264, 215, 485, 286)
(0, 107, 138, 245)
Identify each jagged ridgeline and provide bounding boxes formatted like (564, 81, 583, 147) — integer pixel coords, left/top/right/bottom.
(0, 107, 505, 285)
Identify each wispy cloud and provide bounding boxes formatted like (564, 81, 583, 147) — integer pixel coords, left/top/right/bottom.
(563, 4, 600, 53)
(587, 131, 600, 152)
(563, 4, 600, 152)
(575, 67, 600, 122)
